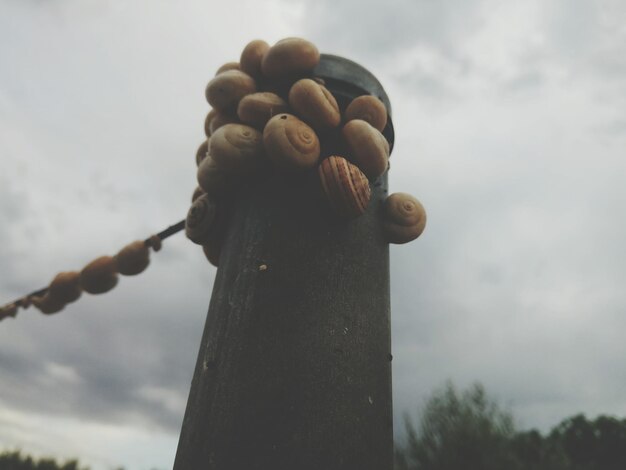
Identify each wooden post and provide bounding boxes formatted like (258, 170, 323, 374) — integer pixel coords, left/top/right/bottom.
(174, 56, 395, 470)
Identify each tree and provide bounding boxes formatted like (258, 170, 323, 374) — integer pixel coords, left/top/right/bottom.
(395, 382, 523, 470)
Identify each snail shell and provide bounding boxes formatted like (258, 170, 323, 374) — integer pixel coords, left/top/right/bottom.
(185, 194, 218, 245)
(205, 70, 256, 112)
(208, 124, 265, 173)
(80, 256, 119, 294)
(48, 271, 82, 304)
(32, 294, 65, 315)
(383, 193, 427, 244)
(263, 114, 321, 172)
(209, 112, 239, 135)
(197, 155, 239, 197)
(204, 110, 215, 137)
(288, 79, 341, 130)
(342, 119, 390, 180)
(240, 39, 270, 78)
(116, 240, 150, 276)
(261, 38, 320, 80)
(318, 156, 371, 218)
(237, 92, 289, 130)
(216, 62, 241, 75)
(345, 95, 388, 132)
(196, 139, 209, 166)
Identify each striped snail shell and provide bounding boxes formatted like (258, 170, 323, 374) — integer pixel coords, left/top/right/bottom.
(263, 114, 320, 172)
(383, 193, 427, 244)
(216, 62, 240, 75)
(209, 124, 265, 173)
(345, 95, 388, 132)
(261, 37, 320, 79)
(116, 240, 150, 276)
(48, 271, 82, 304)
(185, 194, 218, 245)
(240, 39, 270, 79)
(288, 79, 341, 130)
(197, 155, 239, 197)
(205, 70, 256, 112)
(32, 294, 65, 315)
(237, 92, 289, 130)
(80, 256, 119, 294)
(342, 119, 390, 180)
(318, 156, 371, 219)
(196, 139, 209, 167)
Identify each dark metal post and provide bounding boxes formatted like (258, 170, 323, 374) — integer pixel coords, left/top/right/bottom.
(174, 56, 394, 470)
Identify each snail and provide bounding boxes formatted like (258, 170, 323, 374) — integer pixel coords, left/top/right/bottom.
(32, 294, 65, 315)
(185, 194, 218, 245)
(208, 124, 265, 173)
(80, 256, 119, 294)
(344, 95, 388, 132)
(192, 186, 205, 202)
(216, 62, 241, 75)
(197, 155, 240, 197)
(318, 156, 371, 219)
(208, 111, 239, 135)
(116, 240, 150, 276)
(202, 244, 221, 267)
(288, 79, 341, 130)
(240, 39, 270, 79)
(237, 92, 289, 130)
(263, 114, 321, 172)
(196, 139, 209, 166)
(382, 193, 427, 244)
(261, 38, 320, 80)
(205, 70, 257, 112)
(342, 119, 390, 180)
(48, 271, 82, 304)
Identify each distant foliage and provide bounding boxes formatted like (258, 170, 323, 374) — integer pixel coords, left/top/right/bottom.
(395, 382, 626, 470)
(0, 450, 89, 470)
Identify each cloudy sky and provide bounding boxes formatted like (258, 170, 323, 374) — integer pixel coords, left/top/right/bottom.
(2, 0, 626, 468)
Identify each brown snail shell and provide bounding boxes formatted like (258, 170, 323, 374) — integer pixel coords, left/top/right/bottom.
(80, 256, 119, 294)
(196, 139, 209, 166)
(261, 38, 320, 80)
(197, 155, 239, 197)
(116, 240, 150, 276)
(345, 95, 388, 132)
(208, 123, 265, 173)
(209, 111, 239, 135)
(185, 194, 218, 245)
(240, 39, 270, 78)
(342, 119, 390, 179)
(263, 114, 320, 172)
(32, 294, 65, 315)
(288, 79, 341, 130)
(237, 92, 289, 129)
(318, 156, 371, 219)
(48, 271, 82, 304)
(216, 62, 241, 75)
(383, 193, 427, 244)
(205, 70, 256, 112)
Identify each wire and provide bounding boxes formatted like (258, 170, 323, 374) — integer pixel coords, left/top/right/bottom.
(0, 219, 186, 318)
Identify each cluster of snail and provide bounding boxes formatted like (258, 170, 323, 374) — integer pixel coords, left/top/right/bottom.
(188, 37, 427, 265)
(0, 237, 163, 319)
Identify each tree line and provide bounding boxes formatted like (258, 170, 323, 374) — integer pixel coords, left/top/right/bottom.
(395, 382, 626, 470)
